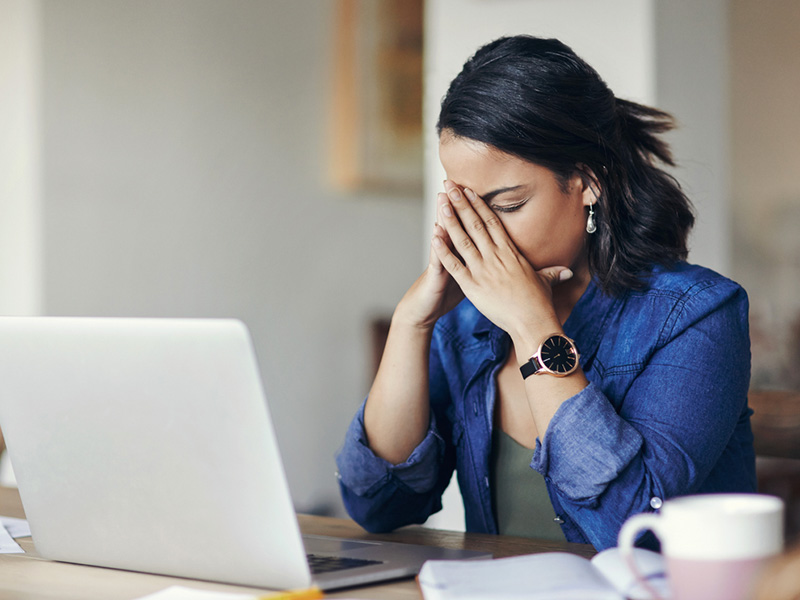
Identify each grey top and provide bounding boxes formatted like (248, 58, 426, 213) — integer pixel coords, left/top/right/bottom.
(490, 428, 567, 541)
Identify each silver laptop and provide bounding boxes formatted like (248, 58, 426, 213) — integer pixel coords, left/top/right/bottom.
(0, 317, 489, 590)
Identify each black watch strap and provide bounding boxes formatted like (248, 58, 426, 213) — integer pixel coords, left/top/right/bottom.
(520, 357, 541, 379)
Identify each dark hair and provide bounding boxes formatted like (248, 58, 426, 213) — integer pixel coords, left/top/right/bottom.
(437, 35, 694, 296)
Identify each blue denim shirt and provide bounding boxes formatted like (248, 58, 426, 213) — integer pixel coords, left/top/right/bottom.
(336, 262, 756, 550)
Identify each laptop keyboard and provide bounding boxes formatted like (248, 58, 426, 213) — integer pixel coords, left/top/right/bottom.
(306, 553, 383, 574)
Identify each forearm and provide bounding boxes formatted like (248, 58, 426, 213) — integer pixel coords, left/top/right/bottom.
(363, 313, 434, 465)
(509, 320, 589, 440)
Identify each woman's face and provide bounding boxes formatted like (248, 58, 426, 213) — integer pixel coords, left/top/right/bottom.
(438, 132, 595, 275)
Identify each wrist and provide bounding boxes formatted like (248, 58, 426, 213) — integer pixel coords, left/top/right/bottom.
(509, 318, 563, 365)
(391, 303, 437, 337)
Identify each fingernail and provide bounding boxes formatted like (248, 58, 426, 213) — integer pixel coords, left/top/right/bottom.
(448, 188, 461, 202)
(442, 203, 453, 217)
(432, 236, 443, 247)
(559, 269, 574, 282)
(464, 188, 477, 202)
(437, 192, 448, 205)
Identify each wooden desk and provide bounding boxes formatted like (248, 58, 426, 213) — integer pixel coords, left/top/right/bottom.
(0, 487, 594, 600)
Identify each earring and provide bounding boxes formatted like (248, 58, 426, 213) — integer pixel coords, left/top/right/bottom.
(586, 204, 597, 234)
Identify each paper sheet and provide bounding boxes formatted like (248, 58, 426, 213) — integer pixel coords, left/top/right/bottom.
(0, 516, 30, 554)
(0, 516, 31, 539)
(0, 523, 23, 553)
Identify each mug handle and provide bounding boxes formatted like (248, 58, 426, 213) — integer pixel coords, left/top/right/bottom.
(617, 513, 667, 600)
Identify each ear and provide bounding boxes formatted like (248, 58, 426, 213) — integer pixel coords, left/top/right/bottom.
(575, 164, 601, 207)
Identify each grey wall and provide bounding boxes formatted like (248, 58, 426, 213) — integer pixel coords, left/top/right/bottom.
(37, 0, 423, 514)
(654, 0, 731, 276)
(0, 0, 42, 316)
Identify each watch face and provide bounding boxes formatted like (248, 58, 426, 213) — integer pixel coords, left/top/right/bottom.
(540, 335, 578, 374)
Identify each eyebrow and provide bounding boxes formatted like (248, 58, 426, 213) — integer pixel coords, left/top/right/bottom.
(479, 185, 525, 203)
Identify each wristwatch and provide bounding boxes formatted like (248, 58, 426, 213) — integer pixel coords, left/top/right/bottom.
(520, 334, 580, 378)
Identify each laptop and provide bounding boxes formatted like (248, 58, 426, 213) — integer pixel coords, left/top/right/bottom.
(0, 317, 490, 590)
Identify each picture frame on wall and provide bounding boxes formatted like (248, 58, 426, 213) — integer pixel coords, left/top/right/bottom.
(329, 0, 424, 194)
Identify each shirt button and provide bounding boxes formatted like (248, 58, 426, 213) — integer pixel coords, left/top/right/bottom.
(650, 497, 663, 510)
(334, 471, 342, 480)
(553, 516, 565, 524)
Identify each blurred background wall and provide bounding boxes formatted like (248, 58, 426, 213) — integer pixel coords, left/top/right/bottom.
(0, 0, 425, 515)
(1, 0, 798, 522)
(730, 0, 800, 390)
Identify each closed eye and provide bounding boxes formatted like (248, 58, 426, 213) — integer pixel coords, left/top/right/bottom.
(489, 198, 529, 213)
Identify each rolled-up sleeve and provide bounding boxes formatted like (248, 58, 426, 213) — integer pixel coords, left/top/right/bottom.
(336, 400, 445, 497)
(531, 383, 644, 502)
(335, 401, 454, 532)
(531, 280, 753, 550)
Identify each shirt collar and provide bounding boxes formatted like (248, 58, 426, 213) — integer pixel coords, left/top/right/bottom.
(471, 310, 496, 338)
(563, 277, 621, 365)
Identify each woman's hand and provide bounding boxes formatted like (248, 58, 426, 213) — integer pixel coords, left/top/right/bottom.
(431, 181, 570, 348)
(393, 205, 465, 331)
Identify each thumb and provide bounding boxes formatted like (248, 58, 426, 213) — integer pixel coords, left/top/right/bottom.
(537, 266, 573, 287)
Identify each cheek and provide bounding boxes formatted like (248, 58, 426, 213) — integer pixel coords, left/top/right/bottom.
(502, 219, 547, 263)
(503, 211, 587, 269)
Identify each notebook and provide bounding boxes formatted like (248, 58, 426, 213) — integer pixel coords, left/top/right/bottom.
(0, 317, 490, 590)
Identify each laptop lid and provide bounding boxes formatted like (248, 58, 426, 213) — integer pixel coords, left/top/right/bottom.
(0, 317, 489, 591)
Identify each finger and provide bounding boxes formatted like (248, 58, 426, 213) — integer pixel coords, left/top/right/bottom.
(435, 198, 463, 258)
(461, 186, 510, 246)
(537, 267, 574, 287)
(438, 191, 482, 264)
(443, 181, 495, 252)
(432, 233, 472, 289)
(433, 219, 454, 251)
(430, 221, 460, 267)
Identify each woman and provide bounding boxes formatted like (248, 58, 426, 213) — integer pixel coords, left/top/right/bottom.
(335, 35, 755, 550)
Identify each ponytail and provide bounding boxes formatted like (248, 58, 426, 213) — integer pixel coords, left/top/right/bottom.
(591, 99, 694, 294)
(613, 98, 675, 167)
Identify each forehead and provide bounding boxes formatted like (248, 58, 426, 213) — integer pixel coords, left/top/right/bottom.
(438, 133, 514, 170)
(438, 133, 547, 193)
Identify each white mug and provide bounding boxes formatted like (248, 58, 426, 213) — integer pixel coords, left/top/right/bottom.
(618, 494, 784, 600)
